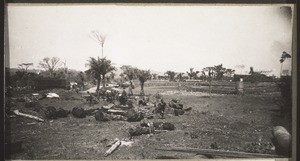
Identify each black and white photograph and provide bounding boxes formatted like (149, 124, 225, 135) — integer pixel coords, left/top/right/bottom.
(4, 4, 295, 160)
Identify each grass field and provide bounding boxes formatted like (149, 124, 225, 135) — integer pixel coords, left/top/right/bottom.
(6, 81, 291, 159)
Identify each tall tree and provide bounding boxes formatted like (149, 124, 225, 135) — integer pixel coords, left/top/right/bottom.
(90, 30, 106, 58)
(109, 72, 115, 81)
(119, 73, 125, 82)
(176, 73, 185, 81)
(214, 64, 226, 80)
(224, 69, 235, 78)
(203, 67, 215, 79)
(18, 63, 33, 72)
(77, 71, 85, 90)
(99, 58, 115, 90)
(186, 68, 199, 79)
(121, 65, 138, 86)
(38, 57, 62, 77)
(203, 66, 215, 97)
(165, 70, 176, 81)
(249, 67, 254, 75)
(136, 69, 151, 96)
(280, 51, 291, 76)
(86, 57, 116, 92)
(152, 73, 158, 80)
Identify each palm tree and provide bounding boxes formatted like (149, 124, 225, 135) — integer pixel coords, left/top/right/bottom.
(249, 67, 254, 75)
(121, 65, 138, 86)
(86, 57, 101, 91)
(152, 73, 158, 80)
(214, 64, 226, 80)
(165, 70, 176, 81)
(280, 51, 291, 77)
(187, 68, 199, 80)
(86, 57, 116, 92)
(99, 58, 116, 90)
(224, 69, 235, 78)
(203, 66, 215, 97)
(176, 72, 185, 81)
(90, 30, 106, 58)
(136, 69, 151, 96)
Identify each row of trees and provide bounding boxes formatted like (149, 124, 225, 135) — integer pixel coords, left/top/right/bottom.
(163, 64, 235, 82)
(119, 65, 151, 95)
(85, 59, 152, 95)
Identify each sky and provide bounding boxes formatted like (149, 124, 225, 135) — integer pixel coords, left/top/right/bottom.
(6, 4, 294, 76)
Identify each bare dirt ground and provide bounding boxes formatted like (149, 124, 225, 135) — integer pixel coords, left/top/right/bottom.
(6, 81, 291, 160)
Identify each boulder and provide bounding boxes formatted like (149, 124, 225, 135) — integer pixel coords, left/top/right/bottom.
(140, 122, 175, 131)
(153, 122, 175, 131)
(174, 109, 185, 116)
(72, 107, 86, 118)
(126, 109, 144, 122)
(272, 126, 291, 156)
(168, 100, 183, 109)
(95, 111, 110, 122)
(44, 106, 57, 119)
(128, 126, 151, 136)
(138, 100, 147, 106)
(56, 108, 69, 118)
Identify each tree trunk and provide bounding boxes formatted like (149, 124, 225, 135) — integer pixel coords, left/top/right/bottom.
(128, 80, 133, 96)
(102, 74, 106, 90)
(81, 78, 85, 90)
(140, 82, 144, 96)
(280, 63, 283, 77)
(101, 44, 104, 58)
(96, 76, 101, 98)
(96, 77, 101, 91)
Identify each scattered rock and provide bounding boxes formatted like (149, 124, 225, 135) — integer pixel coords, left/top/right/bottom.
(44, 106, 69, 119)
(44, 106, 58, 119)
(95, 111, 110, 122)
(184, 107, 192, 111)
(128, 126, 151, 136)
(56, 108, 69, 118)
(72, 107, 86, 118)
(174, 109, 185, 116)
(168, 100, 183, 109)
(141, 122, 175, 131)
(138, 100, 147, 106)
(126, 109, 144, 122)
(153, 122, 175, 131)
(129, 122, 175, 137)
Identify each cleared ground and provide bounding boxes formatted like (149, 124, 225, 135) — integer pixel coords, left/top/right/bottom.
(6, 81, 291, 160)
